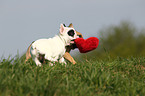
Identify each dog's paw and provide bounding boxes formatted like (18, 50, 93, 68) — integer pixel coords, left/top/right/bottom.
(34, 58, 42, 66)
(49, 62, 54, 66)
(59, 57, 65, 63)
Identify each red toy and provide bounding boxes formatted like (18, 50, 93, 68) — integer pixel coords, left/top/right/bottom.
(74, 37, 99, 53)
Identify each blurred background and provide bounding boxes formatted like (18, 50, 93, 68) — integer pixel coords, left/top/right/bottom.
(0, 0, 145, 59)
(76, 21, 145, 61)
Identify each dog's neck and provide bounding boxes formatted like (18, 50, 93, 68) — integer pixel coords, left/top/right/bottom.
(58, 34, 68, 46)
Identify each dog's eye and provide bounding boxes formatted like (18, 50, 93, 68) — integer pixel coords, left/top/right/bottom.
(78, 35, 82, 38)
(68, 30, 75, 37)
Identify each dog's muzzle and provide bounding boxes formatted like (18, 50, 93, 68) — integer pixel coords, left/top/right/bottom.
(70, 39, 75, 44)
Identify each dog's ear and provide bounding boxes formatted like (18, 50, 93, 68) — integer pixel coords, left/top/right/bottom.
(69, 23, 74, 28)
(60, 24, 65, 34)
(63, 24, 66, 27)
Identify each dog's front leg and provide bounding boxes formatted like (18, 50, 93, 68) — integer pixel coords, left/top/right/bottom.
(59, 57, 66, 65)
(64, 52, 76, 64)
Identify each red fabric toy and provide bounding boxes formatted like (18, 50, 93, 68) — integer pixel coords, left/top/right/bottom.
(74, 37, 99, 53)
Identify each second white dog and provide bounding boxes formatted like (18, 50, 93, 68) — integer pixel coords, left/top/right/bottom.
(30, 24, 78, 66)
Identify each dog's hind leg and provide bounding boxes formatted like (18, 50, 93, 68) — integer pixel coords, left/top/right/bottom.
(34, 57, 42, 66)
(30, 44, 42, 66)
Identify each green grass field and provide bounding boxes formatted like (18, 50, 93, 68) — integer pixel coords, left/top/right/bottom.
(0, 56, 145, 96)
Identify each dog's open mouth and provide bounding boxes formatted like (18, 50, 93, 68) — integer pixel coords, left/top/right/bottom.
(70, 39, 78, 49)
(71, 35, 80, 44)
(71, 39, 75, 44)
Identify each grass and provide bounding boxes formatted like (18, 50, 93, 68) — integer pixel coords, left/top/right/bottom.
(0, 56, 145, 96)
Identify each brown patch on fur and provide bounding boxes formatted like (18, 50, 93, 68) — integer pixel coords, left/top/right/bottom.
(25, 41, 34, 63)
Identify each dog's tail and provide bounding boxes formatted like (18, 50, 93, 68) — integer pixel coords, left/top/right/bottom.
(25, 41, 34, 63)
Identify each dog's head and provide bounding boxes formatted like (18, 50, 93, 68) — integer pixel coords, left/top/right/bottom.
(59, 23, 78, 46)
(68, 23, 83, 49)
(68, 23, 83, 38)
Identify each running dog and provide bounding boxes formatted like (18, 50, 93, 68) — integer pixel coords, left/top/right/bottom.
(25, 23, 83, 65)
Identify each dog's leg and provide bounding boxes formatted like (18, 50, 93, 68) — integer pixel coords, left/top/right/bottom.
(49, 62, 54, 66)
(34, 57, 42, 66)
(59, 57, 66, 64)
(44, 55, 57, 66)
(30, 46, 42, 66)
(64, 52, 76, 64)
(45, 54, 58, 62)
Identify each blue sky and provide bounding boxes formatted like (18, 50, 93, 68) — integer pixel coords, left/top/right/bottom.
(0, 0, 145, 58)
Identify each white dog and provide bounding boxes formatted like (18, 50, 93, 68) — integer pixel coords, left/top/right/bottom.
(30, 24, 78, 66)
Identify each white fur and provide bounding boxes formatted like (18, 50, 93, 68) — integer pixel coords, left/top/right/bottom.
(30, 24, 77, 66)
